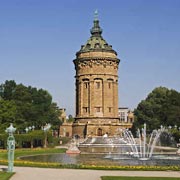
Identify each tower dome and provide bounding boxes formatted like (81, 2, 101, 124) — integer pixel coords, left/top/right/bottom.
(76, 11, 117, 57)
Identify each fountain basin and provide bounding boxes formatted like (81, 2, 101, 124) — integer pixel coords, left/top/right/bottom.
(19, 153, 180, 166)
(78, 144, 133, 153)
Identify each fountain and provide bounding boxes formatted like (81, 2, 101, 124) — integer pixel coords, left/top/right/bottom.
(20, 124, 180, 166)
(78, 124, 177, 160)
(122, 124, 165, 160)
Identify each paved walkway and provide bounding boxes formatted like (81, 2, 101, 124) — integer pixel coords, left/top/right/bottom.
(1, 166, 180, 180)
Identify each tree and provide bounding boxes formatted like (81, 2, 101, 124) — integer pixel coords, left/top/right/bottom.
(0, 99, 17, 132)
(0, 80, 61, 132)
(133, 87, 180, 132)
(0, 80, 16, 100)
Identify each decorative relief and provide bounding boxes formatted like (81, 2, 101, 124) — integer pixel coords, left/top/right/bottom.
(76, 59, 119, 70)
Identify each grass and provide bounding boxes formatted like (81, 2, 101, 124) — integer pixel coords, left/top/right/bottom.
(0, 148, 67, 168)
(101, 177, 180, 180)
(15, 148, 66, 159)
(0, 148, 66, 168)
(0, 148, 66, 160)
(0, 172, 14, 180)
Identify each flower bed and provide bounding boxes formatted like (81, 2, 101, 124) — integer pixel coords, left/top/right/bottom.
(1, 159, 180, 171)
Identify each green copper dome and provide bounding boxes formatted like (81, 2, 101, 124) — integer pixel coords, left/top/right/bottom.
(76, 12, 117, 56)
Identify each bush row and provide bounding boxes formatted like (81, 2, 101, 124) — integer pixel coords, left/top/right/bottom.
(0, 130, 70, 149)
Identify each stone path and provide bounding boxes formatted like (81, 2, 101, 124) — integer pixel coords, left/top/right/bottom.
(1, 166, 180, 180)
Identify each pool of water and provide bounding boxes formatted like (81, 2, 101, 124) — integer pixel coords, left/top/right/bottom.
(20, 153, 180, 166)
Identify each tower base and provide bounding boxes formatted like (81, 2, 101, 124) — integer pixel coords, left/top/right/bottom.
(72, 118, 132, 138)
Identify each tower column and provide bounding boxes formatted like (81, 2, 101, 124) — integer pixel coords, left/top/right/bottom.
(113, 79, 118, 118)
(89, 79, 94, 117)
(102, 78, 105, 116)
(79, 81, 83, 116)
(102, 78, 107, 116)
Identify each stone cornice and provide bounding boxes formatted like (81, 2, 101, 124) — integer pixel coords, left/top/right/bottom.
(74, 58, 120, 70)
(75, 117, 119, 120)
(75, 74, 119, 79)
(76, 49, 117, 56)
(74, 57, 120, 62)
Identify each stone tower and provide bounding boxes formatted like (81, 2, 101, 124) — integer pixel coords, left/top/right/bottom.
(73, 12, 121, 137)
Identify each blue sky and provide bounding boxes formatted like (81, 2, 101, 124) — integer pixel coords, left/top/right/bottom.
(0, 0, 180, 115)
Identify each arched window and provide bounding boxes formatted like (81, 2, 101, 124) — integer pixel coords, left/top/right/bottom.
(107, 79, 113, 89)
(83, 78, 89, 89)
(94, 78, 103, 89)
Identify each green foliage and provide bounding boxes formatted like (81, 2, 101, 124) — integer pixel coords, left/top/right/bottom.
(48, 136, 71, 147)
(0, 172, 14, 180)
(169, 129, 180, 144)
(0, 80, 62, 132)
(60, 137, 71, 144)
(0, 130, 56, 149)
(0, 134, 8, 149)
(13, 148, 66, 159)
(133, 87, 180, 135)
(0, 100, 17, 132)
(0, 148, 66, 161)
(159, 131, 176, 147)
(15, 130, 46, 148)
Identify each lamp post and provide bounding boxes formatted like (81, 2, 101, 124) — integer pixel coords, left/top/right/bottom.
(25, 125, 35, 148)
(168, 125, 172, 130)
(25, 125, 35, 133)
(32, 125, 35, 131)
(5, 123, 16, 172)
(42, 123, 51, 148)
(25, 127, 29, 133)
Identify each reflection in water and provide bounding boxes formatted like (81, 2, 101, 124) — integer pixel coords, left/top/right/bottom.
(20, 153, 180, 166)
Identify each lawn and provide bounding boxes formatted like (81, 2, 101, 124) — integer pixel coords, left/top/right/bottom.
(0, 172, 14, 180)
(101, 177, 180, 180)
(0, 148, 67, 168)
(0, 148, 66, 160)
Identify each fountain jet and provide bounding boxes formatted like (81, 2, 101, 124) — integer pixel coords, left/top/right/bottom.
(123, 123, 165, 160)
